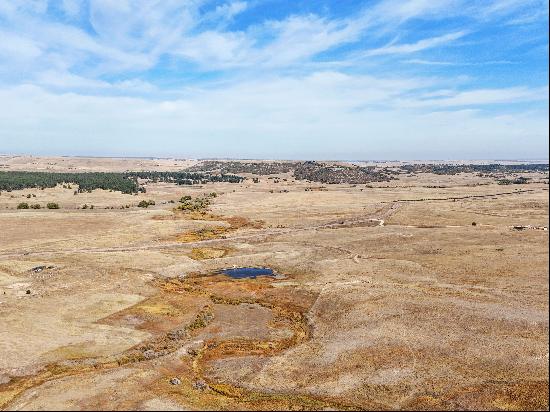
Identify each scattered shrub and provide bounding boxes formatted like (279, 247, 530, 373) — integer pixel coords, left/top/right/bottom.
(17, 202, 29, 209)
(176, 195, 211, 212)
(138, 200, 155, 208)
(46, 202, 60, 209)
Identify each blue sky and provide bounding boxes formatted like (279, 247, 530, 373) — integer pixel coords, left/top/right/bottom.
(0, 0, 548, 160)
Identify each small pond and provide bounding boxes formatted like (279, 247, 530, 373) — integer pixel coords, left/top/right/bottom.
(219, 267, 275, 279)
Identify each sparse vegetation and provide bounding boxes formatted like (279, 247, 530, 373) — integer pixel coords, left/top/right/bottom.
(17, 202, 29, 209)
(138, 200, 155, 208)
(46, 202, 60, 209)
(498, 177, 531, 185)
(189, 247, 229, 260)
(1, 156, 548, 412)
(176, 193, 216, 212)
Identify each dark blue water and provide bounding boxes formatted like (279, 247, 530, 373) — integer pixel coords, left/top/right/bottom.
(219, 267, 275, 279)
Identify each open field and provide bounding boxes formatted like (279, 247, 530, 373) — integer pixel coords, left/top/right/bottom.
(0, 157, 548, 410)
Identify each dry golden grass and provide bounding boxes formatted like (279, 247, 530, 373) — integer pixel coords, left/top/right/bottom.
(189, 247, 229, 260)
(0, 157, 547, 411)
(175, 226, 230, 242)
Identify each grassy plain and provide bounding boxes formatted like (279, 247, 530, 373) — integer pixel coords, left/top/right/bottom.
(0, 156, 548, 410)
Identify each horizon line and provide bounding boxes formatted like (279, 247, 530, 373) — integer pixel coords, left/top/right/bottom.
(0, 153, 548, 164)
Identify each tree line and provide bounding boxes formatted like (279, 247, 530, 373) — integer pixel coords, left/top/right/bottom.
(399, 163, 549, 175)
(0, 171, 244, 193)
(126, 171, 243, 185)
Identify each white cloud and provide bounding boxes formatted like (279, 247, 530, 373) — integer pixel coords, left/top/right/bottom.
(0, 31, 42, 60)
(0, 0, 545, 76)
(370, 0, 461, 23)
(404, 59, 517, 66)
(88, 0, 198, 52)
(0, 74, 547, 159)
(32, 70, 157, 93)
(0, 0, 547, 159)
(401, 86, 549, 108)
(174, 12, 368, 69)
(61, 0, 81, 18)
(362, 31, 466, 57)
(206, 1, 248, 23)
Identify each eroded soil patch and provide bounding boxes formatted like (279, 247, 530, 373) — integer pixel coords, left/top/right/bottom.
(0, 271, 357, 410)
(189, 247, 230, 260)
(174, 214, 265, 243)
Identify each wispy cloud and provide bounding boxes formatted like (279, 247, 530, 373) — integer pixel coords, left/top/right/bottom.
(1, 79, 546, 159)
(0, 0, 547, 159)
(361, 31, 467, 57)
(400, 86, 549, 108)
(404, 59, 517, 66)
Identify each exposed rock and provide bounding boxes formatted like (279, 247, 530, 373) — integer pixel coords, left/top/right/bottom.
(192, 380, 208, 391)
(167, 329, 187, 340)
(512, 225, 548, 231)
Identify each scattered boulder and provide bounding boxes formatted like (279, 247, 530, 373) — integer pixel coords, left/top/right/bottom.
(31, 265, 55, 273)
(170, 377, 181, 385)
(192, 380, 208, 391)
(167, 329, 187, 340)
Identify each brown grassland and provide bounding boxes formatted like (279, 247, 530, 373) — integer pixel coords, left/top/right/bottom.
(0, 156, 548, 410)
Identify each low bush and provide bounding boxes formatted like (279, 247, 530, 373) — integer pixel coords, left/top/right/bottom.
(138, 200, 155, 208)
